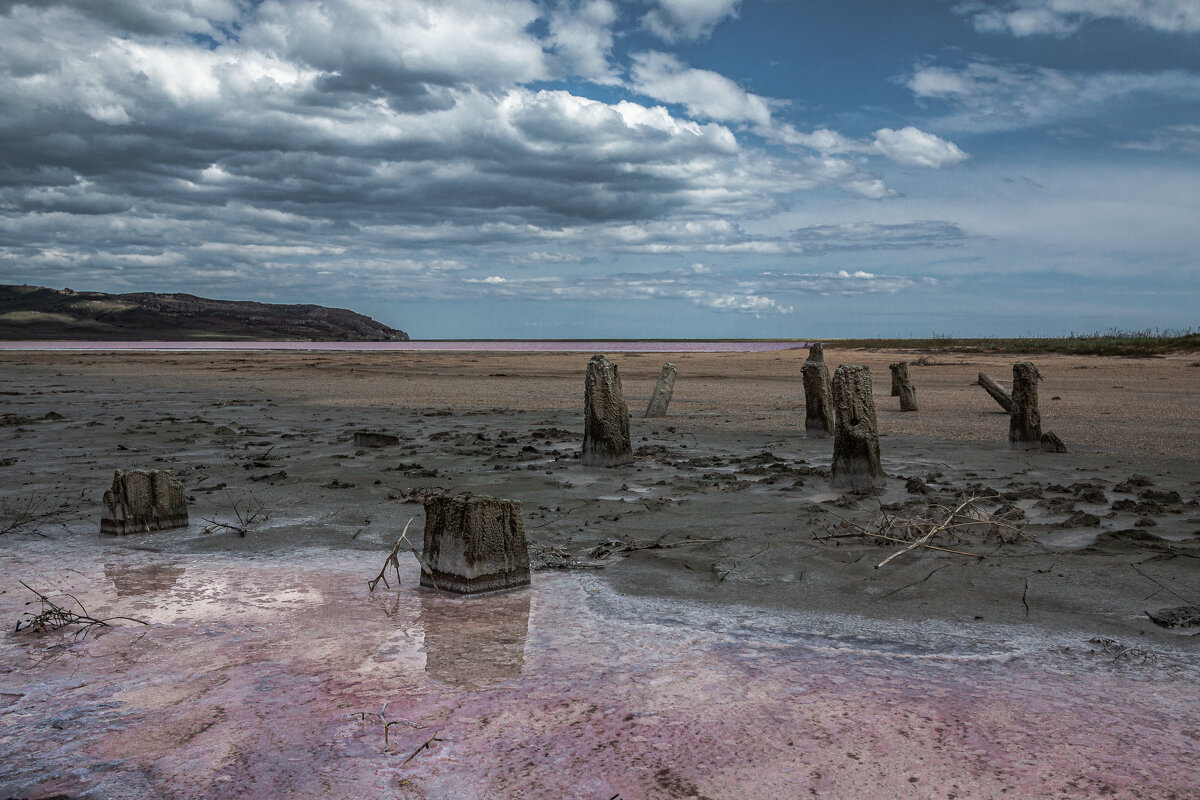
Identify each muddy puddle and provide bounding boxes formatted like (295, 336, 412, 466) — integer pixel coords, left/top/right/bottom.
(2, 539, 1198, 800)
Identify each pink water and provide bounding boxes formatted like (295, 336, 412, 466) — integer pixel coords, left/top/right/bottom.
(0, 340, 809, 353)
(2, 541, 1196, 800)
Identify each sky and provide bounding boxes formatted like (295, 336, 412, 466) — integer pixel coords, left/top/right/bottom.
(1, 0, 1198, 339)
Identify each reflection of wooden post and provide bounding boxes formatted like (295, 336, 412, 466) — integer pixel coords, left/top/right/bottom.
(978, 372, 1014, 412)
(421, 493, 530, 595)
(101, 469, 189, 535)
(644, 362, 677, 418)
(582, 355, 633, 466)
(893, 362, 918, 412)
(831, 365, 886, 490)
(1009, 362, 1042, 450)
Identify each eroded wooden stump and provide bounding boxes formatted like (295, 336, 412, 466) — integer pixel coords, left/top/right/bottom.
(1009, 361, 1042, 450)
(891, 362, 918, 412)
(801, 360, 834, 438)
(644, 362, 677, 418)
(421, 493, 531, 595)
(831, 365, 886, 490)
(100, 469, 188, 535)
(582, 354, 633, 466)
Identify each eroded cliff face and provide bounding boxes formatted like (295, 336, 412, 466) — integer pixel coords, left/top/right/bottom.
(0, 284, 409, 341)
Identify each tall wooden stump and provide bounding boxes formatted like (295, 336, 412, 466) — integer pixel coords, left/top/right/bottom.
(889, 361, 905, 396)
(1009, 361, 1042, 450)
(421, 493, 530, 595)
(891, 362, 918, 412)
(977, 372, 1014, 412)
(802, 361, 834, 438)
(582, 354, 633, 466)
(831, 365, 886, 490)
(644, 362, 677, 418)
(100, 469, 189, 535)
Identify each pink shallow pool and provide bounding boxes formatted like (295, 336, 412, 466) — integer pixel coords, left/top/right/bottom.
(2, 545, 1197, 800)
(0, 340, 809, 353)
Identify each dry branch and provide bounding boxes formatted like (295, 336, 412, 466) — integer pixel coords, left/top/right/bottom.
(15, 581, 147, 638)
(368, 518, 439, 591)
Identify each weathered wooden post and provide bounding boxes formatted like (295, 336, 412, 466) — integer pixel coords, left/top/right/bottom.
(1009, 362, 1042, 450)
(100, 469, 189, 535)
(644, 362, 677, 418)
(582, 354, 634, 466)
(891, 362, 918, 412)
(831, 365, 886, 490)
(977, 372, 1014, 412)
(802, 353, 834, 438)
(420, 493, 530, 594)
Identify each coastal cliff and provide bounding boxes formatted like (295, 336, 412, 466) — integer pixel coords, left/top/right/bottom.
(0, 285, 409, 341)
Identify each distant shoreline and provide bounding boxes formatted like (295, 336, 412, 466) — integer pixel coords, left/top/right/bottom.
(0, 340, 811, 353)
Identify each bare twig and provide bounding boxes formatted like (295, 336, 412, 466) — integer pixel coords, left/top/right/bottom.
(368, 518, 438, 591)
(1, 491, 86, 536)
(200, 491, 267, 536)
(15, 581, 147, 638)
(401, 730, 442, 765)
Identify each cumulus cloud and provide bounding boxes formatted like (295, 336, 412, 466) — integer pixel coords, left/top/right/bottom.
(955, 0, 1200, 36)
(642, 0, 741, 41)
(630, 51, 774, 127)
(547, 0, 620, 83)
(907, 60, 1200, 132)
(870, 127, 970, 168)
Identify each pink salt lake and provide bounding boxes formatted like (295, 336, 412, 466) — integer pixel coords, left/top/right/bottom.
(1, 540, 1197, 800)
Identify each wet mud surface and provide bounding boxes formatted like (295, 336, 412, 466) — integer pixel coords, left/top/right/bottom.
(1, 350, 1199, 798)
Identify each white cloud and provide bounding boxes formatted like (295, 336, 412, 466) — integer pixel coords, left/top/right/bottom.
(547, 0, 620, 84)
(870, 127, 969, 168)
(956, 0, 1200, 36)
(907, 60, 1200, 132)
(642, 0, 741, 41)
(630, 51, 774, 127)
(1116, 124, 1200, 153)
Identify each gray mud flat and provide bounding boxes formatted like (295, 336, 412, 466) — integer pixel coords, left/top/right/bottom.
(1, 352, 1198, 799)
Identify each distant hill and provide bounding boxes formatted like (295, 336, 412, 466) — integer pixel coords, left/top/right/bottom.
(0, 285, 409, 341)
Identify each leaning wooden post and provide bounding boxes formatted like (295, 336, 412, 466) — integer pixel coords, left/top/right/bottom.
(894, 362, 918, 412)
(802, 344, 834, 438)
(977, 372, 1014, 413)
(582, 354, 634, 466)
(1008, 362, 1042, 450)
(831, 365, 886, 490)
(644, 362, 677, 418)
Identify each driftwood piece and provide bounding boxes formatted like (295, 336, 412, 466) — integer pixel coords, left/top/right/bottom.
(582, 354, 633, 466)
(830, 365, 885, 491)
(100, 469, 188, 535)
(977, 372, 1013, 413)
(644, 362, 677, 418)
(354, 431, 399, 448)
(421, 493, 530, 595)
(1009, 362, 1042, 450)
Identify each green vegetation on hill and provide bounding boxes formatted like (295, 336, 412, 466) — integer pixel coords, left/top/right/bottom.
(825, 329, 1199, 357)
